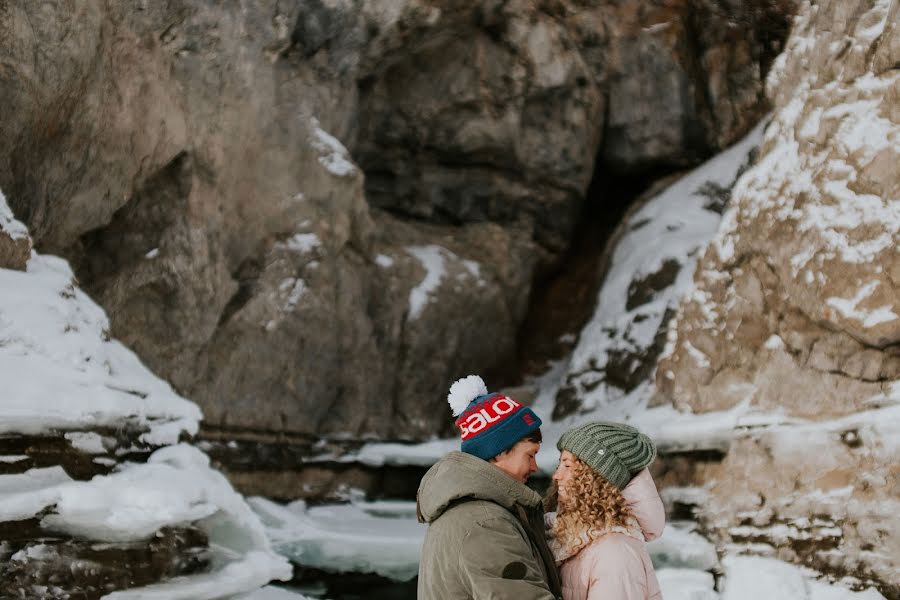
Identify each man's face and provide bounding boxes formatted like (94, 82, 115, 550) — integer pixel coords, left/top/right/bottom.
(490, 439, 541, 483)
(552, 450, 577, 503)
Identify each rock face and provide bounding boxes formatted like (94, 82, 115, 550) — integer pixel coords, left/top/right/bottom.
(0, 1, 793, 444)
(656, 0, 899, 593)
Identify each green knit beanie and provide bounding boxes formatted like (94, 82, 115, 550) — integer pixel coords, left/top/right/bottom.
(556, 421, 657, 489)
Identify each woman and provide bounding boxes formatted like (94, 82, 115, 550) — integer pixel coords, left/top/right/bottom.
(545, 422, 664, 600)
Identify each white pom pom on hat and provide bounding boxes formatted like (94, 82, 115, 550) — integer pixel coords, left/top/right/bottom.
(447, 375, 489, 416)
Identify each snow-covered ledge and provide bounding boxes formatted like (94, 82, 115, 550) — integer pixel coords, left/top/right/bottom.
(0, 189, 290, 598)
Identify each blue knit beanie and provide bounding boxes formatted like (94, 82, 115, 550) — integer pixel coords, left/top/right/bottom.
(448, 375, 542, 460)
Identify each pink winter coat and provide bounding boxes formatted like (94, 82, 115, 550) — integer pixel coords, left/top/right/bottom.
(556, 468, 665, 600)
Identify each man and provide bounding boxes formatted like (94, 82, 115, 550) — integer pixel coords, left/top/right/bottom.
(417, 375, 563, 600)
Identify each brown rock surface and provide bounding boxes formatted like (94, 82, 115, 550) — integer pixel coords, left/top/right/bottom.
(655, 0, 900, 592)
(0, 1, 793, 443)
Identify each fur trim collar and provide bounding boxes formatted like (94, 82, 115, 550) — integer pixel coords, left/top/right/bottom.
(544, 511, 646, 564)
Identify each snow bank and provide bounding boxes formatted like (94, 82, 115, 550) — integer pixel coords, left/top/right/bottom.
(0, 192, 291, 597)
(104, 551, 291, 600)
(0, 252, 200, 445)
(655, 569, 718, 600)
(648, 522, 718, 571)
(721, 556, 885, 600)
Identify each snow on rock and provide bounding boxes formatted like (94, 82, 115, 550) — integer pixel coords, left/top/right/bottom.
(0, 189, 32, 271)
(351, 438, 460, 467)
(405, 244, 484, 320)
(721, 556, 886, 600)
(653, 0, 900, 591)
(703, 0, 899, 347)
(279, 233, 322, 255)
(103, 551, 292, 600)
(64, 432, 108, 454)
(310, 118, 357, 178)
(0, 190, 28, 240)
(552, 121, 764, 418)
(0, 203, 290, 597)
(0, 252, 201, 444)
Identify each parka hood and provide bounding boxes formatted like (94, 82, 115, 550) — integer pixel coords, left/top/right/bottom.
(417, 451, 543, 523)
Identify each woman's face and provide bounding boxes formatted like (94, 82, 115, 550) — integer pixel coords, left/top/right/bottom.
(552, 450, 578, 503)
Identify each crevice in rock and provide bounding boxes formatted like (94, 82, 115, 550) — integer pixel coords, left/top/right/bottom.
(70, 151, 191, 290)
(512, 154, 679, 384)
(216, 254, 264, 327)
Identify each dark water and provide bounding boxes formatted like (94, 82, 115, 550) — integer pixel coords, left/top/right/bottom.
(285, 568, 417, 599)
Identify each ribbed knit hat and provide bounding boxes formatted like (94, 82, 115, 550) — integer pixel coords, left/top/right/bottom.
(556, 421, 656, 489)
(448, 375, 542, 461)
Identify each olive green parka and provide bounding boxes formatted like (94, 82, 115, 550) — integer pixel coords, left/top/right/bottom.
(416, 451, 563, 600)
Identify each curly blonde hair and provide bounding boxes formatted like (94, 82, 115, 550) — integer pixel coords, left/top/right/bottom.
(545, 458, 633, 556)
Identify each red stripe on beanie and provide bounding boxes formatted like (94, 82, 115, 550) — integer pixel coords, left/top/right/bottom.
(455, 395, 522, 440)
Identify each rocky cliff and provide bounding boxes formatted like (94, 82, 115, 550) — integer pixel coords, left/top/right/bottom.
(0, 0, 792, 442)
(655, 0, 899, 593)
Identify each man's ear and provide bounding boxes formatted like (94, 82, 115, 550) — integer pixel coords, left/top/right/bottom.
(489, 448, 509, 464)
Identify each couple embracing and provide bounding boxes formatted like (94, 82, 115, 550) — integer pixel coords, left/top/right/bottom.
(417, 375, 663, 600)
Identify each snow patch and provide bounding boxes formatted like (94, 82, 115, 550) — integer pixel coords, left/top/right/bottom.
(375, 254, 394, 268)
(684, 341, 711, 369)
(406, 245, 447, 320)
(0, 188, 29, 240)
(721, 555, 885, 600)
(278, 278, 307, 312)
(64, 432, 107, 454)
(826, 281, 897, 327)
(310, 118, 357, 177)
(765, 335, 785, 350)
(280, 233, 321, 254)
